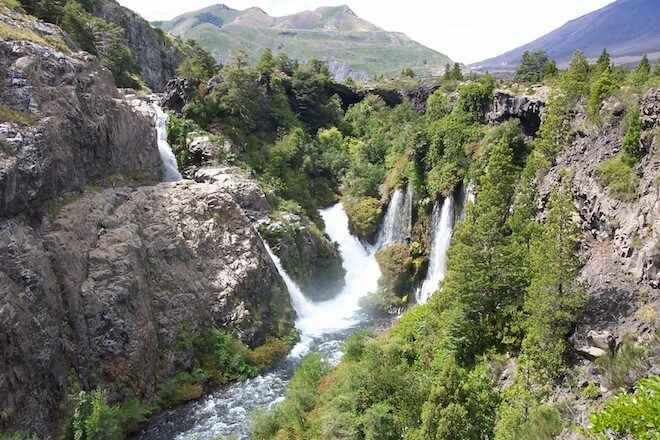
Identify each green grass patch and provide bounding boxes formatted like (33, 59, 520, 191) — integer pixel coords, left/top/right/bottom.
(0, 104, 36, 126)
(0, 22, 69, 53)
(596, 154, 639, 201)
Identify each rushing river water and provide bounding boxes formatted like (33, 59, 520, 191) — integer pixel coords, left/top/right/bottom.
(137, 204, 382, 440)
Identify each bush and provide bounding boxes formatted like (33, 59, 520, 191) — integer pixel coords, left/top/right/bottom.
(156, 370, 208, 408)
(596, 154, 639, 201)
(426, 89, 451, 121)
(622, 106, 643, 161)
(342, 196, 382, 241)
(65, 389, 121, 440)
(342, 330, 371, 362)
(596, 336, 651, 390)
(589, 376, 660, 440)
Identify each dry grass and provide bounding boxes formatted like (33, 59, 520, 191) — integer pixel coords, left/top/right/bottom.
(0, 21, 69, 53)
(0, 104, 35, 125)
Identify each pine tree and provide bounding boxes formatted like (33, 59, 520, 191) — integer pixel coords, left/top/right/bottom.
(451, 62, 464, 81)
(622, 106, 642, 162)
(595, 48, 611, 74)
(561, 50, 590, 98)
(443, 62, 452, 80)
(520, 179, 586, 383)
(631, 54, 651, 87)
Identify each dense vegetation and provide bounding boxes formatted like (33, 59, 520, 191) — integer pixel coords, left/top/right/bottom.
(244, 52, 660, 439)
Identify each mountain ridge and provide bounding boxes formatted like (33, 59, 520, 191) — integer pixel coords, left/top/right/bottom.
(473, 0, 660, 71)
(153, 3, 451, 80)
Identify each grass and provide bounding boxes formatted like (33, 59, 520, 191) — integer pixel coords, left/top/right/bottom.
(0, 104, 36, 126)
(0, 21, 69, 53)
(596, 154, 639, 201)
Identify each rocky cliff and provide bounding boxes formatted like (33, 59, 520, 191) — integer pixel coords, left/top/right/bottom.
(91, 0, 184, 91)
(0, 6, 161, 218)
(0, 7, 296, 437)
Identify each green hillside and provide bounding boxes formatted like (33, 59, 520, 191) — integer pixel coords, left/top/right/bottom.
(154, 4, 451, 80)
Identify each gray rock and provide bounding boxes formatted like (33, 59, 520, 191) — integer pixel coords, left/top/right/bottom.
(0, 18, 161, 218)
(0, 181, 295, 436)
(487, 90, 545, 135)
(161, 77, 198, 113)
(91, 0, 184, 91)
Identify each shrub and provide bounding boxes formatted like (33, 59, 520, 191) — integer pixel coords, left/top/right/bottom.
(426, 89, 451, 121)
(0, 104, 36, 126)
(589, 376, 660, 440)
(342, 196, 382, 241)
(342, 330, 371, 362)
(596, 336, 651, 390)
(622, 106, 643, 161)
(247, 338, 290, 370)
(156, 370, 208, 408)
(65, 389, 121, 440)
(596, 154, 639, 201)
(193, 329, 258, 384)
(587, 68, 617, 121)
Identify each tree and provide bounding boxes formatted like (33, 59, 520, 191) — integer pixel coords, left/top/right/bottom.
(451, 62, 464, 81)
(520, 180, 586, 383)
(177, 40, 218, 82)
(631, 54, 651, 86)
(622, 106, 643, 162)
(587, 67, 617, 121)
(401, 67, 415, 78)
(443, 62, 452, 80)
(561, 50, 590, 98)
(515, 50, 556, 83)
(595, 48, 612, 74)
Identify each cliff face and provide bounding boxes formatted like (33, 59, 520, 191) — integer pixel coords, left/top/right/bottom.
(92, 0, 184, 91)
(0, 7, 295, 437)
(0, 7, 161, 218)
(0, 182, 295, 436)
(539, 90, 660, 344)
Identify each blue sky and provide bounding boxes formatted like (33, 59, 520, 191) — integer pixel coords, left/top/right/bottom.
(118, 0, 615, 63)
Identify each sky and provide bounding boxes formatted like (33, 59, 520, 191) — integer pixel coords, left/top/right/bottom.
(117, 0, 615, 64)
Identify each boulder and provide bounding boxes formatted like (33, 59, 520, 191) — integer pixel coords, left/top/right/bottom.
(160, 77, 198, 113)
(640, 88, 660, 130)
(0, 181, 295, 436)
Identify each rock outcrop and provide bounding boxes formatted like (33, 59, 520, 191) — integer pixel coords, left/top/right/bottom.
(196, 167, 346, 300)
(487, 90, 545, 135)
(91, 0, 184, 91)
(539, 89, 659, 349)
(161, 77, 198, 113)
(0, 181, 295, 436)
(0, 7, 161, 218)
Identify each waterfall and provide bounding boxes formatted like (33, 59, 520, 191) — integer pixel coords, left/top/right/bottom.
(138, 203, 382, 440)
(151, 103, 182, 182)
(263, 243, 316, 319)
(416, 195, 455, 304)
(376, 183, 413, 249)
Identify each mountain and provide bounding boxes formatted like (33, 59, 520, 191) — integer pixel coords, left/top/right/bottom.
(473, 0, 660, 71)
(153, 4, 451, 80)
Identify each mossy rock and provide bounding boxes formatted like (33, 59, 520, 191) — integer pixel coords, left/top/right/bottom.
(375, 243, 413, 294)
(260, 213, 345, 301)
(343, 196, 383, 243)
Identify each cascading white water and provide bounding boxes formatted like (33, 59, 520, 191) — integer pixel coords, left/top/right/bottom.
(264, 243, 316, 319)
(139, 203, 382, 440)
(376, 183, 413, 249)
(416, 195, 455, 304)
(152, 103, 183, 182)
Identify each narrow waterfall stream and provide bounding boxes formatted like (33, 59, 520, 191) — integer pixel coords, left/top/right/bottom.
(152, 103, 183, 182)
(376, 183, 413, 249)
(416, 184, 474, 304)
(137, 203, 382, 440)
(416, 195, 455, 304)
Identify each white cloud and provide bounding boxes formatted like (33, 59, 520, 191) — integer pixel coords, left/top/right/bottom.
(118, 0, 615, 63)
